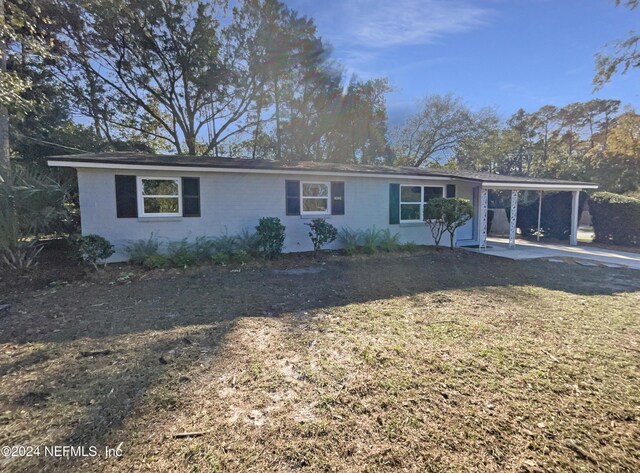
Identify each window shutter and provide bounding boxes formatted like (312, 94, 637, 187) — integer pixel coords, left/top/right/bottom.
(115, 175, 137, 218)
(446, 184, 456, 198)
(285, 180, 300, 215)
(182, 177, 200, 217)
(389, 183, 400, 224)
(331, 181, 345, 215)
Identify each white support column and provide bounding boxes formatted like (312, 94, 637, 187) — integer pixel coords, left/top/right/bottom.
(570, 190, 580, 246)
(479, 188, 488, 249)
(509, 190, 518, 248)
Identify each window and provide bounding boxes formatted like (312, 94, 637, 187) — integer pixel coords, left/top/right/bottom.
(399, 185, 443, 222)
(137, 177, 182, 217)
(301, 182, 330, 215)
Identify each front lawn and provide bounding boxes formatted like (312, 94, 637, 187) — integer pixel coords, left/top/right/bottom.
(0, 250, 638, 472)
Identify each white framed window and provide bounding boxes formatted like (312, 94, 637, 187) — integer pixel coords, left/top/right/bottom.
(400, 185, 444, 223)
(301, 181, 330, 215)
(137, 177, 182, 217)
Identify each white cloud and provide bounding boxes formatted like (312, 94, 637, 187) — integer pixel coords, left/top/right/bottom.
(333, 0, 491, 48)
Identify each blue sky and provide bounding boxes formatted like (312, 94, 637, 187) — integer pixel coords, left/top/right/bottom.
(287, 0, 640, 125)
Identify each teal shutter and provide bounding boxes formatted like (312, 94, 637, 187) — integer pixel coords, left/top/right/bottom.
(389, 183, 400, 224)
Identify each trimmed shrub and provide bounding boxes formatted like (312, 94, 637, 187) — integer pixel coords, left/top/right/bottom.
(517, 192, 587, 240)
(125, 234, 159, 265)
(167, 239, 197, 267)
(78, 234, 114, 269)
(143, 254, 170, 269)
(306, 218, 338, 255)
(338, 227, 362, 255)
(378, 229, 400, 252)
(590, 192, 640, 246)
(256, 217, 285, 259)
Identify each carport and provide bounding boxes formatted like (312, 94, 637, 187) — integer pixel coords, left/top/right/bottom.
(476, 179, 599, 250)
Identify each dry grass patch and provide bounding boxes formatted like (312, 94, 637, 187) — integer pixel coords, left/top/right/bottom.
(0, 251, 638, 472)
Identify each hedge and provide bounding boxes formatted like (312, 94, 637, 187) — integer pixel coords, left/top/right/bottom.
(516, 191, 587, 240)
(590, 192, 640, 246)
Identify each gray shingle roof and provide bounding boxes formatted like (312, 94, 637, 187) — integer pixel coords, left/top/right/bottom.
(48, 152, 597, 187)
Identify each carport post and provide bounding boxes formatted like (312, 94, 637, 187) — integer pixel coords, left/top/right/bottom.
(509, 190, 518, 248)
(479, 188, 488, 249)
(570, 190, 579, 246)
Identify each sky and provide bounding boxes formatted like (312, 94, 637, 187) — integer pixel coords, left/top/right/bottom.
(286, 0, 640, 125)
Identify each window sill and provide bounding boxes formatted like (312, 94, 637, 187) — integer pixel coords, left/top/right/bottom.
(300, 214, 331, 219)
(137, 216, 183, 222)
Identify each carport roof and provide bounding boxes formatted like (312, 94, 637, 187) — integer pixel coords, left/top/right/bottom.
(48, 152, 598, 190)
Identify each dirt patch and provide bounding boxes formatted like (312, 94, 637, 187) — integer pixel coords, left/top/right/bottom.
(0, 249, 639, 472)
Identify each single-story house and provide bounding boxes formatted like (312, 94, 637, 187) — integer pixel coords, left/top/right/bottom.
(48, 153, 598, 262)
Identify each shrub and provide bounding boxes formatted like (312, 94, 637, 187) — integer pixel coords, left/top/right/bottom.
(338, 227, 362, 255)
(306, 219, 338, 255)
(212, 233, 238, 255)
(232, 249, 250, 264)
(378, 229, 400, 252)
(517, 192, 587, 240)
(78, 234, 114, 270)
(590, 192, 640, 246)
(125, 234, 160, 265)
(400, 241, 419, 252)
(424, 198, 473, 249)
(361, 227, 381, 255)
(143, 254, 170, 269)
(236, 228, 260, 256)
(255, 217, 285, 259)
(167, 239, 197, 267)
(193, 236, 217, 261)
(212, 252, 230, 265)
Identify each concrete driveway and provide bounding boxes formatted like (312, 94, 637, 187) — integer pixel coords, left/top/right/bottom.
(465, 238, 640, 270)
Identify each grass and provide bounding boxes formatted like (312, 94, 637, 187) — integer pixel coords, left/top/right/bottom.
(0, 249, 638, 472)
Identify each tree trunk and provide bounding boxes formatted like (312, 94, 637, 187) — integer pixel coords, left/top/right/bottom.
(252, 85, 263, 160)
(274, 77, 281, 161)
(0, 0, 10, 185)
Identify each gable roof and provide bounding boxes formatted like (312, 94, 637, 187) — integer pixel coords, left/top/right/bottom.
(47, 152, 598, 189)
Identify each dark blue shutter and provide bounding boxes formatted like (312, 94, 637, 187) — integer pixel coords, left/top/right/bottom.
(446, 184, 456, 198)
(286, 180, 300, 215)
(182, 177, 200, 217)
(389, 183, 400, 224)
(115, 175, 137, 218)
(331, 181, 345, 215)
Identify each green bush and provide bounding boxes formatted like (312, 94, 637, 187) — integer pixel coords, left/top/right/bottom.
(236, 229, 260, 256)
(400, 241, 419, 252)
(193, 236, 217, 261)
(255, 217, 285, 259)
(125, 234, 159, 265)
(378, 229, 400, 252)
(78, 234, 114, 269)
(517, 192, 587, 240)
(143, 254, 170, 269)
(232, 249, 250, 264)
(212, 233, 238, 255)
(167, 239, 197, 267)
(306, 218, 338, 255)
(590, 192, 640, 246)
(338, 227, 362, 255)
(212, 252, 230, 265)
(361, 227, 381, 254)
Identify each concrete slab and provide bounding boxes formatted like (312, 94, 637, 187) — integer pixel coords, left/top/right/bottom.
(465, 238, 640, 270)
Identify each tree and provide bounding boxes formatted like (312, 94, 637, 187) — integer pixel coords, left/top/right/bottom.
(55, 0, 260, 155)
(424, 197, 473, 250)
(393, 94, 478, 167)
(594, 1, 640, 88)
